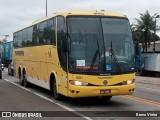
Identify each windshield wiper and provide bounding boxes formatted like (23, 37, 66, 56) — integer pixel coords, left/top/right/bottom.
(66, 32, 71, 53)
(109, 41, 122, 72)
(90, 40, 100, 67)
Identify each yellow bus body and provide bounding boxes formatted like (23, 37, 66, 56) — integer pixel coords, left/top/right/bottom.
(68, 73, 135, 98)
(13, 11, 135, 98)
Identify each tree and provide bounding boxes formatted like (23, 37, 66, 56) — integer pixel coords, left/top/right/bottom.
(131, 10, 159, 52)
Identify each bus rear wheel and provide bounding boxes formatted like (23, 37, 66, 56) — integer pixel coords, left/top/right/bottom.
(23, 71, 30, 87)
(52, 80, 62, 101)
(19, 71, 24, 85)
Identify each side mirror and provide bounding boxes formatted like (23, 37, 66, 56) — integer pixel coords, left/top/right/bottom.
(62, 34, 68, 52)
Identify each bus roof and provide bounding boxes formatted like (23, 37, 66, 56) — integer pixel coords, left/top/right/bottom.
(15, 10, 127, 32)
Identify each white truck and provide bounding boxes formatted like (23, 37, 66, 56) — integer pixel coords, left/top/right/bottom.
(141, 41, 160, 76)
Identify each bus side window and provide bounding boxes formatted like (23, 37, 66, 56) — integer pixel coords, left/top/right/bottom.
(47, 18, 56, 45)
(57, 16, 67, 71)
(13, 32, 19, 47)
(32, 25, 39, 45)
(38, 21, 48, 45)
(17, 31, 22, 47)
(27, 27, 33, 46)
(22, 28, 28, 46)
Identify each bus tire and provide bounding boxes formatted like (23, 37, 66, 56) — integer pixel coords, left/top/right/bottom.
(11, 69, 14, 76)
(19, 69, 24, 86)
(52, 79, 63, 101)
(23, 70, 30, 88)
(8, 68, 10, 75)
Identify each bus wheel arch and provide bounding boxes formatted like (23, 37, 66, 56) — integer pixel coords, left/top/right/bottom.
(50, 73, 63, 101)
(50, 73, 55, 92)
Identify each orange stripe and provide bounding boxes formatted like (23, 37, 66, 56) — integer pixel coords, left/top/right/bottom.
(121, 95, 160, 106)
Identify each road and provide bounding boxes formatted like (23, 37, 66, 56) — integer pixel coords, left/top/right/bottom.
(0, 69, 159, 120)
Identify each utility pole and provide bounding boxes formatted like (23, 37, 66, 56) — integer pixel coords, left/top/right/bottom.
(46, 0, 47, 16)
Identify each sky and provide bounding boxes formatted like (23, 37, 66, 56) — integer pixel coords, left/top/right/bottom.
(0, 0, 160, 41)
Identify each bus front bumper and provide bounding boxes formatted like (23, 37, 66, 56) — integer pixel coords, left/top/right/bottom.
(68, 84, 135, 98)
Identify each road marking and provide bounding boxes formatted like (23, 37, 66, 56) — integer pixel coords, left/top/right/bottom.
(4, 77, 160, 116)
(121, 95, 160, 106)
(4, 78, 92, 120)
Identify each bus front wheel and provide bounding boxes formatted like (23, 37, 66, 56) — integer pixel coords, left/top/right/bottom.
(53, 80, 62, 101)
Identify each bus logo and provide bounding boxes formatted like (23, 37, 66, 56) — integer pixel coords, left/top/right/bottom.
(103, 80, 108, 85)
(2, 112, 11, 117)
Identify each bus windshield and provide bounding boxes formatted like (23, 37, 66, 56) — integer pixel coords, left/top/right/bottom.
(67, 17, 134, 75)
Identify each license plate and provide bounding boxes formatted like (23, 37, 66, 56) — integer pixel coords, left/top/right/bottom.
(100, 89, 111, 94)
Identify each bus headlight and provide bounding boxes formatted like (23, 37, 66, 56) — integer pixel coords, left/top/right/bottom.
(122, 79, 135, 85)
(69, 80, 88, 86)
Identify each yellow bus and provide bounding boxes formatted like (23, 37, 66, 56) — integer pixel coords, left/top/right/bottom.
(13, 11, 135, 100)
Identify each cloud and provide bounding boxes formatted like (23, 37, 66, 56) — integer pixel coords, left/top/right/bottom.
(0, 0, 160, 40)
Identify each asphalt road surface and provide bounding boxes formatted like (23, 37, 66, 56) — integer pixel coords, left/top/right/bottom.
(0, 69, 159, 120)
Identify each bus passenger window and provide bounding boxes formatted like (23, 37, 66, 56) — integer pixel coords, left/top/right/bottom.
(47, 18, 56, 45)
(27, 27, 33, 46)
(22, 29, 28, 46)
(13, 33, 19, 47)
(32, 25, 39, 45)
(17, 31, 22, 47)
(38, 21, 48, 45)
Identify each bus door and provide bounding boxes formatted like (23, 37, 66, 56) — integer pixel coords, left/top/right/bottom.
(57, 16, 68, 96)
